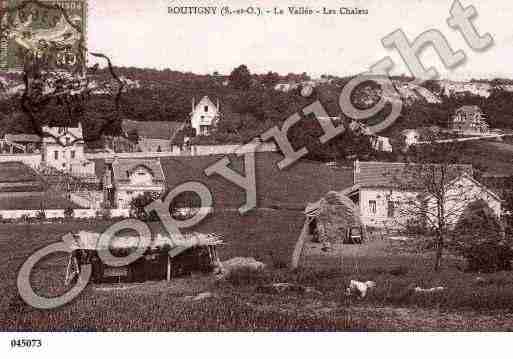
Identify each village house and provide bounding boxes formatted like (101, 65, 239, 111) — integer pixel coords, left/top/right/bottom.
(451, 105, 490, 134)
(345, 161, 501, 229)
(121, 119, 185, 152)
(190, 96, 221, 136)
(102, 158, 166, 209)
(2, 121, 96, 177)
(40, 122, 96, 177)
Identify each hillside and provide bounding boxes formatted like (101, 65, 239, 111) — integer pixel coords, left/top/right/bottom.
(1, 68, 513, 149)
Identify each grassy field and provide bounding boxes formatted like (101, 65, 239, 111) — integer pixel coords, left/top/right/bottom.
(1, 212, 513, 331)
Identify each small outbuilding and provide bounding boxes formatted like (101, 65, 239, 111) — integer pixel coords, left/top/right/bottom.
(65, 231, 223, 284)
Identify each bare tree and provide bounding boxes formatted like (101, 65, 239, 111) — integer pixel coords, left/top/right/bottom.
(386, 139, 495, 271)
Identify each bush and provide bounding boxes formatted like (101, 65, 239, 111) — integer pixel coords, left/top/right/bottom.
(463, 240, 513, 273)
(452, 200, 512, 272)
(64, 207, 74, 219)
(129, 192, 161, 222)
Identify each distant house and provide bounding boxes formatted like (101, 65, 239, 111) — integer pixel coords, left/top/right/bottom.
(401, 129, 421, 147)
(451, 105, 489, 134)
(104, 158, 166, 209)
(346, 161, 501, 229)
(190, 96, 221, 136)
(121, 119, 185, 152)
(3, 134, 41, 153)
(274, 83, 299, 92)
(370, 136, 393, 152)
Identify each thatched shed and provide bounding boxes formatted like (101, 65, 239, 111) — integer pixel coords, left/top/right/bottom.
(304, 191, 363, 243)
(65, 231, 223, 284)
(291, 191, 363, 269)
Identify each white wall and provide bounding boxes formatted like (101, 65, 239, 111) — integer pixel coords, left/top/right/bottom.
(360, 177, 502, 229)
(85, 143, 277, 160)
(360, 188, 418, 228)
(425, 176, 502, 227)
(191, 97, 219, 136)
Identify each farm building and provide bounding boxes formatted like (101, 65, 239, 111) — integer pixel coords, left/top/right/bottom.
(66, 231, 223, 284)
(304, 191, 363, 243)
(346, 160, 501, 229)
(121, 119, 185, 152)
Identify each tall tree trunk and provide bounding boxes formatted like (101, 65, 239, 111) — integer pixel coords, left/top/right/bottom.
(434, 233, 443, 272)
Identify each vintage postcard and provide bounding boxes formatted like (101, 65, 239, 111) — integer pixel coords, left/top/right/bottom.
(0, 0, 512, 355)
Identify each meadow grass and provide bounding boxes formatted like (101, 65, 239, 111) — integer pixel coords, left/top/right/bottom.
(1, 214, 513, 331)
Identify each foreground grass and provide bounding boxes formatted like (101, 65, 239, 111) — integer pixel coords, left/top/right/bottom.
(1, 216, 513, 330)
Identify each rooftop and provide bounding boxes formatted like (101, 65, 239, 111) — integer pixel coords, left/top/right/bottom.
(354, 160, 473, 189)
(0, 192, 83, 210)
(111, 158, 165, 183)
(121, 119, 185, 141)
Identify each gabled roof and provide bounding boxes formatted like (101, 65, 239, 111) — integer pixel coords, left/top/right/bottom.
(423, 172, 502, 202)
(112, 158, 165, 184)
(193, 96, 218, 114)
(354, 161, 473, 189)
(456, 105, 482, 113)
(121, 120, 185, 141)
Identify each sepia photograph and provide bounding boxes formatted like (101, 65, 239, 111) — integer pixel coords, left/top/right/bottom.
(0, 0, 512, 355)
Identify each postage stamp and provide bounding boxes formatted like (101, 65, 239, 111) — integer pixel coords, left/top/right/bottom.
(0, 0, 87, 71)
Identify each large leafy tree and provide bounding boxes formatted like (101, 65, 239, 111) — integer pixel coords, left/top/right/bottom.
(229, 64, 252, 91)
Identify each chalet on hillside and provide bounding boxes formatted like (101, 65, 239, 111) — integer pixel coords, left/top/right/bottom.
(190, 96, 220, 136)
(451, 105, 489, 134)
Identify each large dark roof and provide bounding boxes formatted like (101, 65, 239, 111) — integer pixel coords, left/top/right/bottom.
(121, 120, 185, 141)
(159, 152, 354, 210)
(0, 192, 83, 210)
(0, 162, 46, 193)
(4, 134, 42, 143)
(355, 161, 473, 189)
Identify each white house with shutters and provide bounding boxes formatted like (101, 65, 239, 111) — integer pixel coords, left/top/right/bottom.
(190, 96, 220, 136)
(40, 122, 95, 176)
(345, 161, 502, 229)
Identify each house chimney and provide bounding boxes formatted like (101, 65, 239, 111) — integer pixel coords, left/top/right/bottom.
(192, 97, 195, 113)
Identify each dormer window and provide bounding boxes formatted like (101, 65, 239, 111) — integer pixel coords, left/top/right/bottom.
(204, 105, 208, 112)
(66, 137, 70, 145)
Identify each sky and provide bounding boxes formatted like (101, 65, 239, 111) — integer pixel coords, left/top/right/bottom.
(86, 0, 513, 80)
